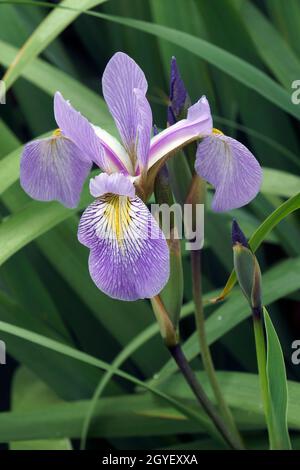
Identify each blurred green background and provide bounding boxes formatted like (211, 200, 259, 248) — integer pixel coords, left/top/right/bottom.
(0, 0, 300, 450)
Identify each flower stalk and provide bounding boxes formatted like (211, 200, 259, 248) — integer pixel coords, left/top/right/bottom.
(168, 343, 243, 450)
(151, 296, 243, 450)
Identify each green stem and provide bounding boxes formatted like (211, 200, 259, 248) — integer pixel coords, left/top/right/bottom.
(152, 294, 242, 449)
(191, 249, 244, 448)
(168, 343, 243, 450)
(252, 307, 275, 449)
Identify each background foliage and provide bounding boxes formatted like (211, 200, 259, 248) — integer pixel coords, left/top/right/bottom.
(0, 0, 300, 450)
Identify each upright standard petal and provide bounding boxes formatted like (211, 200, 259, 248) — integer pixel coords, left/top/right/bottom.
(148, 96, 213, 169)
(195, 134, 262, 212)
(20, 132, 91, 209)
(54, 92, 129, 174)
(168, 56, 190, 125)
(133, 88, 152, 173)
(78, 174, 169, 301)
(102, 52, 152, 165)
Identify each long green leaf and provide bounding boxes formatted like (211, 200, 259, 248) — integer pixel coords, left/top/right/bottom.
(265, 0, 300, 59)
(0, 318, 218, 439)
(2, 0, 107, 89)
(0, 40, 113, 127)
(10, 367, 72, 450)
(239, 1, 300, 90)
(261, 169, 300, 198)
(2, 4, 299, 119)
(0, 290, 101, 400)
(264, 308, 291, 450)
(2, 371, 300, 442)
(161, 371, 300, 431)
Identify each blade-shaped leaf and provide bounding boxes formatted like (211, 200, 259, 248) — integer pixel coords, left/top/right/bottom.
(2, 0, 108, 90)
(264, 308, 291, 450)
(10, 367, 72, 450)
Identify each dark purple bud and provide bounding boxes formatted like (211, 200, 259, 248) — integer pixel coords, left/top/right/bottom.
(232, 219, 249, 248)
(168, 57, 190, 125)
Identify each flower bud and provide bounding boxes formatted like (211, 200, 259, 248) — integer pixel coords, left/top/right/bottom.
(232, 220, 262, 310)
(168, 57, 191, 125)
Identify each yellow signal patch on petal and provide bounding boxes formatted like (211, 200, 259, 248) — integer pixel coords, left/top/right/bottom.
(52, 128, 62, 138)
(103, 194, 132, 245)
(212, 128, 224, 136)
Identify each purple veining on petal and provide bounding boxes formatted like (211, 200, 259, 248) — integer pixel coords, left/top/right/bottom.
(168, 56, 189, 125)
(148, 96, 213, 169)
(78, 194, 169, 301)
(54, 92, 128, 174)
(20, 134, 91, 209)
(195, 134, 262, 212)
(89, 172, 135, 198)
(102, 52, 152, 164)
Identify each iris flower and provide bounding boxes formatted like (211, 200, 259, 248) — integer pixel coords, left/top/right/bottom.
(20, 52, 261, 301)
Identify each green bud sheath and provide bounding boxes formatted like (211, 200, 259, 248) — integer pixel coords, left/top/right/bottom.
(151, 296, 178, 347)
(232, 220, 262, 310)
(233, 244, 262, 310)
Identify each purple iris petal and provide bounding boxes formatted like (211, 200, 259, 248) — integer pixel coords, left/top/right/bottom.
(133, 88, 152, 172)
(54, 92, 104, 168)
(168, 56, 190, 125)
(90, 172, 135, 198)
(93, 126, 133, 174)
(54, 92, 128, 174)
(102, 52, 153, 168)
(148, 96, 213, 169)
(20, 134, 91, 209)
(78, 172, 169, 301)
(195, 134, 262, 212)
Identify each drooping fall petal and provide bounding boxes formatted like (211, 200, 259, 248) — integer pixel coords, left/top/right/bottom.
(20, 133, 91, 209)
(195, 134, 262, 212)
(78, 173, 169, 301)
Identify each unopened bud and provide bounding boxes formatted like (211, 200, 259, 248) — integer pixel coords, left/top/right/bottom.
(232, 221, 262, 310)
(168, 57, 191, 125)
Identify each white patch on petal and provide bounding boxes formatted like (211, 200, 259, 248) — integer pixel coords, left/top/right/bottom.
(93, 125, 134, 174)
